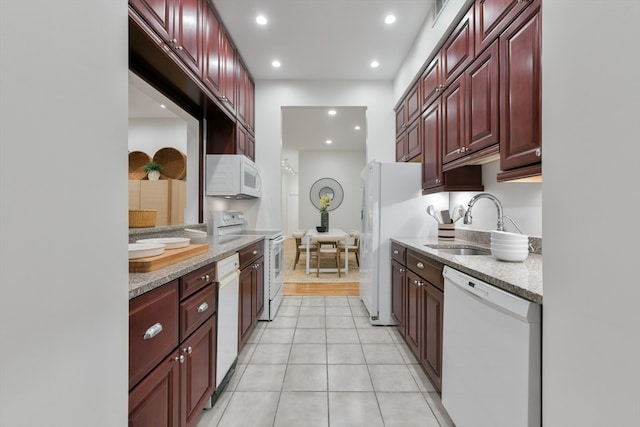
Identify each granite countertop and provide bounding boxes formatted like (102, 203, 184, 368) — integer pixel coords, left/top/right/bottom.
(129, 233, 264, 300)
(391, 236, 543, 304)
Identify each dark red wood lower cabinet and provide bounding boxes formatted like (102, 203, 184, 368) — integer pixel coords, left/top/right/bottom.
(129, 352, 180, 427)
(391, 260, 405, 336)
(421, 283, 444, 391)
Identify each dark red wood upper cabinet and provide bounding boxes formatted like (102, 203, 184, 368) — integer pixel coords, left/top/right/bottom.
(466, 40, 499, 153)
(475, 0, 532, 54)
(405, 83, 421, 126)
(174, 0, 202, 76)
(420, 55, 443, 111)
(130, 0, 174, 42)
(499, 0, 542, 172)
(219, 29, 236, 114)
(421, 99, 443, 190)
(442, 76, 466, 164)
(202, 4, 221, 97)
(442, 4, 475, 88)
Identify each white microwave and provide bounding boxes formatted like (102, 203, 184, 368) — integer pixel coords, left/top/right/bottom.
(206, 155, 262, 199)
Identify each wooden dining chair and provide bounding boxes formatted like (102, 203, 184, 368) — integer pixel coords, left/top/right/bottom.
(339, 230, 360, 267)
(312, 235, 343, 277)
(293, 230, 316, 270)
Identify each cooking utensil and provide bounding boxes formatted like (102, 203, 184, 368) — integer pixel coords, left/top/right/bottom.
(441, 210, 452, 224)
(426, 205, 442, 223)
(450, 205, 465, 223)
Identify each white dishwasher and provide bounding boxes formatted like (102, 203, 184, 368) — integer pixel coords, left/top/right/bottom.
(215, 253, 240, 389)
(442, 266, 541, 427)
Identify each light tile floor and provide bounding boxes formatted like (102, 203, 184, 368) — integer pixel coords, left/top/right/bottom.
(196, 296, 456, 427)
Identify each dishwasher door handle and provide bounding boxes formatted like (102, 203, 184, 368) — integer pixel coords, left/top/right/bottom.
(218, 270, 240, 288)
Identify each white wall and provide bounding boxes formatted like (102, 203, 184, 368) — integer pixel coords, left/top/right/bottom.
(250, 80, 396, 231)
(542, 2, 640, 426)
(128, 118, 188, 154)
(298, 150, 366, 233)
(0, 1, 128, 426)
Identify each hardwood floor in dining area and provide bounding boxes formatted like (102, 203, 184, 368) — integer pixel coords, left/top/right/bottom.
(283, 282, 359, 296)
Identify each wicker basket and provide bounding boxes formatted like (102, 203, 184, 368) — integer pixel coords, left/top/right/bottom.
(129, 209, 157, 228)
(128, 151, 152, 180)
(153, 147, 186, 180)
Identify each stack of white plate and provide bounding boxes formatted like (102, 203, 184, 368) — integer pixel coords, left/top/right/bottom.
(136, 237, 191, 249)
(490, 230, 529, 262)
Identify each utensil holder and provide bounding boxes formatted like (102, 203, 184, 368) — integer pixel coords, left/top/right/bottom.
(438, 223, 456, 241)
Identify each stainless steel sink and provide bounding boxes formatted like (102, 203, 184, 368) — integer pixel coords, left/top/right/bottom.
(424, 245, 491, 256)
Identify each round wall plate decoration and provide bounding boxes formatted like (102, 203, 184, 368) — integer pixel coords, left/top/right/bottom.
(310, 178, 343, 211)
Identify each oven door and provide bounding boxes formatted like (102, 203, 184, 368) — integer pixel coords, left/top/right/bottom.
(271, 235, 285, 284)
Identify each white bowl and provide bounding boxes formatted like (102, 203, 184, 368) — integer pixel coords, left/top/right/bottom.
(491, 247, 529, 262)
(490, 230, 528, 241)
(129, 243, 165, 259)
(136, 237, 190, 249)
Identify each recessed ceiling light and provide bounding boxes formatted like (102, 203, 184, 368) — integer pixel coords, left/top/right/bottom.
(370, 61, 380, 68)
(256, 15, 267, 25)
(385, 15, 396, 24)
(354, 125, 361, 130)
(328, 110, 336, 116)
(160, 104, 166, 109)
(325, 140, 333, 144)
(272, 60, 281, 68)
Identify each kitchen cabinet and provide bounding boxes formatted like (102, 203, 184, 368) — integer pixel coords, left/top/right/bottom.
(421, 99, 443, 190)
(129, 0, 203, 76)
(442, 40, 500, 168)
(420, 55, 444, 113)
(238, 241, 264, 352)
(129, 263, 217, 427)
(237, 58, 255, 136)
(202, 3, 222, 97)
(497, 0, 542, 180)
(390, 242, 407, 336)
(218, 28, 236, 115)
(395, 82, 422, 162)
(392, 245, 445, 392)
(441, 4, 475, 88)
(475, 0, 533, 55)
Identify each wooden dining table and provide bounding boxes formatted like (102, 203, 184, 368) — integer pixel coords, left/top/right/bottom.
(304, 228, 349, 275)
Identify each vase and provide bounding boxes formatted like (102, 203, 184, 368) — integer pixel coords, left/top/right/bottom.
(320, 210, 329, 230)
(148, 170, 161, 180)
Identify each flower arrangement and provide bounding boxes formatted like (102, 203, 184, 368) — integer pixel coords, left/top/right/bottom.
(319, 194, 332, 212)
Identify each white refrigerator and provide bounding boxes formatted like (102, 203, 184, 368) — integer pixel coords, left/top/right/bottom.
(359, 161, 430, 325)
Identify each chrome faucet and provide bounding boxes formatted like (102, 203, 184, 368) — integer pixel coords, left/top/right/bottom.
(463, 193, 505, 231)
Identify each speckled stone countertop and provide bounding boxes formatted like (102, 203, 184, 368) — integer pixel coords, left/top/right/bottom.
(391, 236, 543, 304)
(129, 227, 264, 300)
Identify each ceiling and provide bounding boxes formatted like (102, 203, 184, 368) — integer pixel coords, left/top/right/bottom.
(129, 0, 439, 160)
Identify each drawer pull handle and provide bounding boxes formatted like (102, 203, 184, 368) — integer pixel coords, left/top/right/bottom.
(393, 250, 399, 255)
(143, 323, 163, 340)
(252, 250, 258, 255)
(197, 302, 209, 313)
(175, 355, 185, 364)
(182, 346, 193, 355)
(201, 274, 210, 281)
(416, 262, 424, 269)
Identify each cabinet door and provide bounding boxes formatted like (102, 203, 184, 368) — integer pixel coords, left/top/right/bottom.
(420, 283, 444, 392)
(219, 30, 236, 114)
(129, 351, 180, 427)
(130, 0, 174, 42)
(238, 266, 254, 351)
(442, 4, 475, 87)
(406, 118, 421, 161)
(174, 0, 202, 76)
(236, 123, 247, 157)
(421, 55, 443, 110)
(421, 99, 442, 190)
(202, 4, 222, 97)
(246, 77, 255, 134)
(246, 133, 255, 162)
(467, 40, 500, 153)
(254, 256, 264, 319)
(442, 76, 466, 164)
(405, 83, 421, 126)
(499, 0, 542, 171)
(395, 104, 407, 136)
(405, 270, 421, 356)
(475, 0, 531, 54)
(180, 315, 216, 427)
(391, 260, 405, 336)
(395, 132, 407, 162)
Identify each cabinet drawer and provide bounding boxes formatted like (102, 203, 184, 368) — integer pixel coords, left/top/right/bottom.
(180, 263, 216, 300)
(239, 241, 263, 269)
(129, 280, 179, 390)
(180, 284, 217, 341)
(406, 251, 444, 291)
(391, 242, 406, 264)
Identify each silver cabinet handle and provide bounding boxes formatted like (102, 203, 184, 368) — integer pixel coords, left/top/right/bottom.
(143, 323, 163, 340)
(176, 45, 183, 50)
(535, 148, 541, 157)
(416, 262, 424, 269)
(252, 250, 258, 255)
(201, 274, 210, 281)
(197, 302, 209, 313)
(170, 38, 177, 44)
(182, 346, 193, 355)
(175, 355, 185, 363)
(393, 250, 399, 255)
(399, 268, 405, 273)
